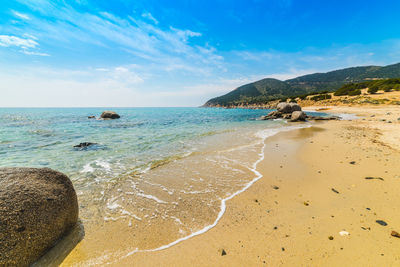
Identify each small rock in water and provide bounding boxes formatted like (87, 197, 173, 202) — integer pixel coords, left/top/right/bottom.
(88, 116, 95, 119)
(331, 188, 339, 194)
(391, 231, 400, 238)
(100, 111, 120, 119)
(74, 142, 97, 148)
(376, 220, 388, 226)
(221, 249, 227, 256)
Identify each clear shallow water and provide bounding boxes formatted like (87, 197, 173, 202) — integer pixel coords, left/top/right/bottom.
(0, 108, 285, 181)
(0, 107, 324, 265)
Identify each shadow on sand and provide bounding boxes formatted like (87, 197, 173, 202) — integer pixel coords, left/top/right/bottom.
(33, 220, 85, 267)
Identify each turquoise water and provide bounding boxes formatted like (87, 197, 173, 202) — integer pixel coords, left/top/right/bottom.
(0, 107, 276, 179)
(0, 107, 326, 262)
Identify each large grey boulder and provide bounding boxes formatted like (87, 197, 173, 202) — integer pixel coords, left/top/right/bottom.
(289, 103, 302, 112)
(276, 102, 302, 114)
(276, 102, 292, 113)
(0, 168, 78, 267)
(100, 111, 120, 119)
(291, 111, 307, 122)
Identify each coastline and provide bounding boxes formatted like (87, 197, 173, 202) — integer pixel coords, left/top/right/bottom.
(61, 104, 400, 266)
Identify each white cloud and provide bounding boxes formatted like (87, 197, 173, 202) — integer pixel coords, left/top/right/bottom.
(0, 35, 38, 49)
(141, 12, 158, 24)
(20, 50, 50, 56)
(12, 10, 30, 20)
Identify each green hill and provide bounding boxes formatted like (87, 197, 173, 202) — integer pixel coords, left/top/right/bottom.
(204, 62, 400, 107)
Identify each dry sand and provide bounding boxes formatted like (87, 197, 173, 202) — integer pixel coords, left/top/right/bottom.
(62, 105, 400, 266)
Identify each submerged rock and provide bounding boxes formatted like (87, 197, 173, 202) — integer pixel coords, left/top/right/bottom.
(0, 167, 78, 267)
(73, 142, 97, 148)
(88, 116, 95, 119)
(100, 111, 120, 119)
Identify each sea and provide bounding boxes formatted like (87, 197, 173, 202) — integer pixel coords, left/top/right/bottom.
(0, 107, 324, 264)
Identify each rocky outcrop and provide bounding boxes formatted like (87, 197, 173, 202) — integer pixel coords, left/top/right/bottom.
(261, 102, 340, 122)
(100, 111, 120, 119)
(290, 111, 307, 122)
(0, 167, 78, 267)
(276, 102, 301, 113)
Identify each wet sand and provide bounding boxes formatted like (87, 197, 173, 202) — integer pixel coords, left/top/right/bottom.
(62, 105, 400, 266)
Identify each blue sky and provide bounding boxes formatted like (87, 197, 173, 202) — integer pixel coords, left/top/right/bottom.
(1, 0, 400, 107)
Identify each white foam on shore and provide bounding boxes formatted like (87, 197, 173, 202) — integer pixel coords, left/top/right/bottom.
(112, 124, 312, 262)
(136, 192, 168, 204)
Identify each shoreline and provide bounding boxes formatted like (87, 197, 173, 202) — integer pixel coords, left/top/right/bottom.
(59, 105, 400, 266)
(91, 105, 399, 266)
(60, 122, 313, 266)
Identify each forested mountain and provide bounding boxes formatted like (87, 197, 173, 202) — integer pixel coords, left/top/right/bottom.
(204, 63, 400, 107)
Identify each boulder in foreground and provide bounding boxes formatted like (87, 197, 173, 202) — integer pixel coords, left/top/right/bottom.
(0, 167, 78, 267)
(100, 111, 120, 119)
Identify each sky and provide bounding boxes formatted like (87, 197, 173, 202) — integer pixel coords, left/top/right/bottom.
(1, 0, 400, 107)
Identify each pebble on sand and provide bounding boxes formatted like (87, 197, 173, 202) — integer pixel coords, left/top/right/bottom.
(391, 231, 400, 238)
(376, 220, 388, 226)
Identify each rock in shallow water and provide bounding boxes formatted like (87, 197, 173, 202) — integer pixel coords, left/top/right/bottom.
(73, 142, 97, 148)
(100, 111, 120, 119)
(0, 167, 78, 267)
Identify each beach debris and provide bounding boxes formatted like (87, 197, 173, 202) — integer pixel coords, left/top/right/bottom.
(376, 220, 388, 226)
(361, 227, 371, 230)
(328, 236, 334, 240)
(88, 116, 95, 119)
(365, 176, 384, 181)
(371, 115, 375, 117)
(273, 226, 278, 230)
(303, 201, 310, 206)
(331, 188, 339, 194)
(339, 231, 349, 236)
(221, 249, 227, 256)
(391, 231, 400, 238)
(349, 161, 356, 165)
(272, 185, 280, 190)
(100, 110, 120, 119)
(281, 247, 285, 251)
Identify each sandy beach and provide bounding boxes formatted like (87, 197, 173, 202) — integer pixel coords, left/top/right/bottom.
(58, 104, 400, 266)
